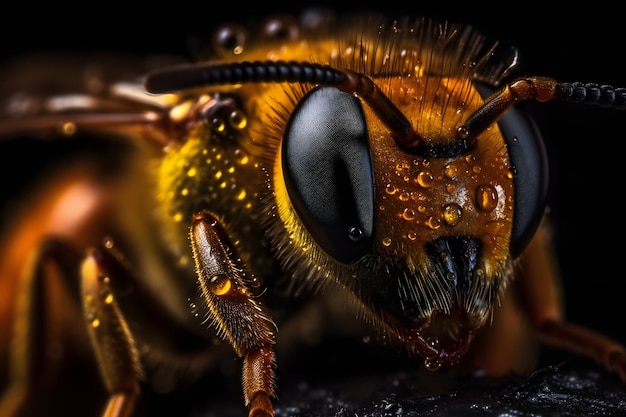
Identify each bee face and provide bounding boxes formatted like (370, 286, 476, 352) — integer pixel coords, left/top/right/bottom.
(271, 72, 515, 366)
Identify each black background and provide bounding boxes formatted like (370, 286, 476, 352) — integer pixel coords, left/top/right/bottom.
(1, 2, 624, 415)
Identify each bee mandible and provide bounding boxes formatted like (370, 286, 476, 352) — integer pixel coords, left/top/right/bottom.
(1, 10, 625, 417)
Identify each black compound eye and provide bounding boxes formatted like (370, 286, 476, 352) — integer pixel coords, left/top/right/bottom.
(476, 83, 549, 257)
(282, 86, 374, 263)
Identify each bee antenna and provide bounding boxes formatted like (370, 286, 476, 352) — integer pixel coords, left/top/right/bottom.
(555, 81, 626, 108)
(145, 60, 418, 146)
(458, 77, 626, 141)
(144, 60, 345, 92)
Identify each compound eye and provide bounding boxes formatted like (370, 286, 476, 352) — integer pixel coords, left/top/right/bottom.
(282, 86, 374, 263)
(476, 83, 549, 257)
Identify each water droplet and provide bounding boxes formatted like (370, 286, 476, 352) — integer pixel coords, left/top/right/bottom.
(443, 203, 462, 226)
(426, 337, 440, 350)
(236, 189, 247, 200)
(208, 274, 232, 296)
(229, 110, 247, 129)
(416, 171, 434, 188)
(407, 231, 417, 241)
(425, 216, 441, 230)
(103, 237, 114, 249)
(235, 149, 249, 165)
(91, 318, 101, 328)
(189, 301, 200, 317)
(187, 166, 197, 177)
(211, 117, 226, 132)
(385, 184, 398, 195)
(402, 208, 416, 221)
(396, 162, 408, 171)
(398, 192, 410, 202)
(476, 184, 498, 212)
(382, 237, 392, 247)
(61, 122, 76, 136)
(104, 293, 114, 304)
(444, 163, 458, 180)
(348, 226, 364, 241)
(424, 359, 441, 371)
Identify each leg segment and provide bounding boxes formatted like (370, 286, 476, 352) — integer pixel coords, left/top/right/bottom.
(81, 248, 143, 417)
(2, 236, 172, 417)
(0, 238, 92, 417)
(189, 210, 277, 417)
(516, 218, 626, 382)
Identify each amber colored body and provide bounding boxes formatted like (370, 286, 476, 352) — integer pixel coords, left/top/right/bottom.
(0, 12, 625, 417)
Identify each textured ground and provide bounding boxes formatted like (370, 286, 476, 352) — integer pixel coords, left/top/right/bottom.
(267, 359, 626, 417)
(136, 338, 626, 417)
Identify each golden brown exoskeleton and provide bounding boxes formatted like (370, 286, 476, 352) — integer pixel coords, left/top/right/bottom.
(1, 11, 625, 417)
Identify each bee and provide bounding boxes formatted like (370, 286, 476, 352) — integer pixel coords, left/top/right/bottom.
(1, 8, 625, 417)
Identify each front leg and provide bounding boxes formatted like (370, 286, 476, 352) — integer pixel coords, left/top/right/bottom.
(189, 210, 277, 417)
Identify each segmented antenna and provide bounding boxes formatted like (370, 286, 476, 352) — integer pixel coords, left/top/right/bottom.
(145, 61, 346, 92)
(556, 82, 626, 108)
(459, 77, 626, 141)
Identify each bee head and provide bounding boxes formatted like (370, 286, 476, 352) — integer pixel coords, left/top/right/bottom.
(144, 24, 549, 365)
(276, 75, 547, 364)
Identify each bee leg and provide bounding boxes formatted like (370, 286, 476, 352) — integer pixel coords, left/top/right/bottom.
(189, 211, 277, 417)
(0, 237, 98, 417)
(516, 217, 626, 382)
(80, 247, 144, 417)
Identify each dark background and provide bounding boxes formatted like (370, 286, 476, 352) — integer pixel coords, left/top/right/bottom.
(1, 2, 624, 415)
